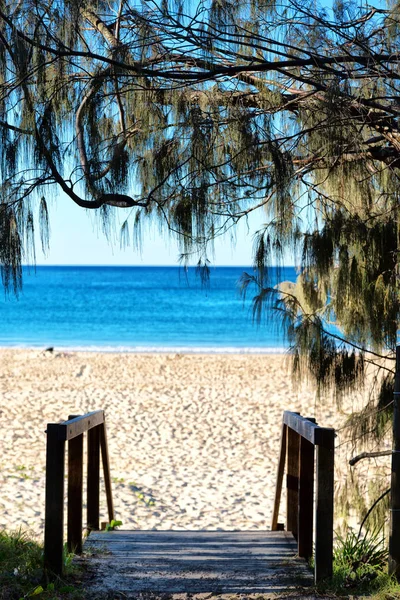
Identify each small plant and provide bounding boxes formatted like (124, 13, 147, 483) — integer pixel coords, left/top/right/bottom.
(10, 466, 31, 481)
(111, 477, 125, 484)
(62, 546, 75, 572)
(104, 520, 123, 531)
(135, 491, 155, 507)
(129, 482, 156, 506)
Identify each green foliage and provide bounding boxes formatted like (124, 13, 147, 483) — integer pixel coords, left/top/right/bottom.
(328, 528, 391, 594)
(128, 481, 156, 507)
(0, 528, 42, 582)
(104, 520, 122, 532)
(0, 529, 83, 599)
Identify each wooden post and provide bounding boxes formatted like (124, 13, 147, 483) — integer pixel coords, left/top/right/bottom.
(272, 423, 287, 530)
(100, 420, 115, 523)
(87, 425, 100, 531)
(389, 345, 400, 577)
(298, 435, 315, 559)
(68, 433, 83, 553)
(287, 427, 300, 539)
(315, 434, 335, 582)
(44, 424, 65, 576)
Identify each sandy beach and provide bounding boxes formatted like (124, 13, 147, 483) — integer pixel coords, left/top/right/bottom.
(0, 349, 390, 539)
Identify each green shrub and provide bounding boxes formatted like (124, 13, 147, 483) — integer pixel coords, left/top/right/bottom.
(0, 529, 83, 599)
(331, 527, 390, 593)
(0, 529, 43, 580)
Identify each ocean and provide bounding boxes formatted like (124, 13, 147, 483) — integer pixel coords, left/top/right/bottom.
(1, 266, 297, 352)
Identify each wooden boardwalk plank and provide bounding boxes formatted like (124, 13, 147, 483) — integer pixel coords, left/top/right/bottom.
(82, 530, 313, 596)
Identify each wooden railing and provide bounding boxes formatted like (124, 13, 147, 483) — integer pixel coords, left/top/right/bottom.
(44, 410, 114, 575)
(272, 411, 335, 583)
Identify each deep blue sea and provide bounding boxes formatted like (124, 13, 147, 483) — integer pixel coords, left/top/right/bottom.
(1, 266, 297, 352)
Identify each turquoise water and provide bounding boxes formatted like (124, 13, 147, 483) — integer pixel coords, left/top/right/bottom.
(1, 266, 297, 351)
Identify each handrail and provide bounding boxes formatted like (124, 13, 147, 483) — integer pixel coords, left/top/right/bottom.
(271, 411, 335, 583)
(44, 410, 115, 575)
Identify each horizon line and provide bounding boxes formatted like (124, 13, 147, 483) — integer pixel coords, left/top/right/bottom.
(26, 263, 296, 268)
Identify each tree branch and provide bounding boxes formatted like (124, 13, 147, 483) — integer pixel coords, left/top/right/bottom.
(349, 450, 391, 466)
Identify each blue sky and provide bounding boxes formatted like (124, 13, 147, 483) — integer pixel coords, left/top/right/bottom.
(35, 194, 268, 266)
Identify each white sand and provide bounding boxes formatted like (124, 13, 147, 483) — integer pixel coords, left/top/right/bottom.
(0, 349, 389, 539)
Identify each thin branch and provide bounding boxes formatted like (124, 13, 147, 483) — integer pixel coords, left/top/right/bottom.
(349, 450, 392, 467)
(358, 488, 390, 538)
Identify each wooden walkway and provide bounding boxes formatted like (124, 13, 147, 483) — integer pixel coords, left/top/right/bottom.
(44, 411, 334, 589)
(82, 530, 313, 596)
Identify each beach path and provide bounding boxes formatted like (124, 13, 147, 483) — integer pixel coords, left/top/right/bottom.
(80, 529, 313, 596)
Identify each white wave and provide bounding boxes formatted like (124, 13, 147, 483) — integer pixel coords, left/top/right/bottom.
(0, 342, 288, 354)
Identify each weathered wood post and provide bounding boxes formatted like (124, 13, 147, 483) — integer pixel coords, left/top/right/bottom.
(100, 418, 115, 523)
(271, 422, 287, 531)
(44, 424, 65, 575)
(314, 428, 334, 582)
(389, 345, 400, 576)
(287, 427, 300, 539)
(68, 434, 84, 553)
(87, 425, 101, 531)
(298, 418, 315, 559)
